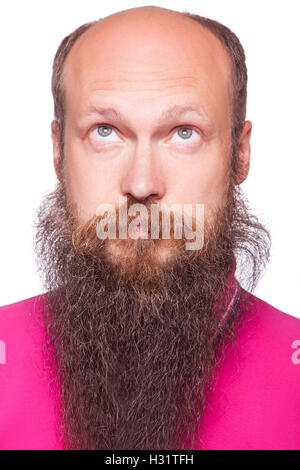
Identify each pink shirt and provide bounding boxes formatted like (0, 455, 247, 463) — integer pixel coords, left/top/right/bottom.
(0, 289, 299, 450)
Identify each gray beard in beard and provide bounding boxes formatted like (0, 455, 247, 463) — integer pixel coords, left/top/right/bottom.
(34, 175, 271, 450)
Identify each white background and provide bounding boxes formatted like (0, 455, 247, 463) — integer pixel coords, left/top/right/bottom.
(0, 0, 299, 318)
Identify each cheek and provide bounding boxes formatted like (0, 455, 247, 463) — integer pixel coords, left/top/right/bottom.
(63, 148, 116, 220)
(203, 161, 229, 203)
(177, 148, 230, 209)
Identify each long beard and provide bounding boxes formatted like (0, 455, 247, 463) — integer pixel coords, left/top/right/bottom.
(34, 176, 270, 450)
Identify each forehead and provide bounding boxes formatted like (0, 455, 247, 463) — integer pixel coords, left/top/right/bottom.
(62, 13, 233, 124)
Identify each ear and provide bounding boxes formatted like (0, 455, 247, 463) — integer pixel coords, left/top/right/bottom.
(235, 120, 252, 185)
(51, 119, 63, 182)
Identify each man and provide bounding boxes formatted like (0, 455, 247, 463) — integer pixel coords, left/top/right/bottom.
(0, 5, 299, 450)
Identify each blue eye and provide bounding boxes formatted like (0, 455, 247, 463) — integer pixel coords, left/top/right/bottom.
(177, 128, 193, 139)
(92, 125, 120, 142)
(97, 126, 113, 137)
(90, 125, 200, 146)
(171, 127, 200, 143)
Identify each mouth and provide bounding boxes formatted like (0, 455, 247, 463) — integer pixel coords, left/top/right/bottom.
(129, 222, 150, 239)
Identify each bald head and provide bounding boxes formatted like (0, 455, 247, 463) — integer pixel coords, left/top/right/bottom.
(63, 5, 233, 122)
(52, 6, 249, 175)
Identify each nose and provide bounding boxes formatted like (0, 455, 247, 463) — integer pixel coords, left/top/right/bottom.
(120, 141, 166, 202)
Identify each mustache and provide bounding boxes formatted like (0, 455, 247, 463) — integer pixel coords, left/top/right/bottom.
(69, 194, 206, 252)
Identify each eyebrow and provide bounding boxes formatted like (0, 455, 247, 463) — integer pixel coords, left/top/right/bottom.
(80, 104, 213, 126)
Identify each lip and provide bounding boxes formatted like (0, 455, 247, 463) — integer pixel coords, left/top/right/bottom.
(128, 224, 150, 239)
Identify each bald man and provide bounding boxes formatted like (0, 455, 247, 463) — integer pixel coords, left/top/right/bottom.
(0, 6, 299, 450)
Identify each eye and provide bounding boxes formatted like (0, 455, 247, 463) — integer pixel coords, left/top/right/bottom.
(90, 125, 121, 143)
(170, 127, 201, 144)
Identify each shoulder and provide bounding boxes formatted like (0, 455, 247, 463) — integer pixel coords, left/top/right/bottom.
(0, 294, 46, 324)
(0, 294, 47, 365)
(202, 291, 300, 449)
(0, 294, 45, 316)
(0, 294, 61, 450)
(231, 290, 300, 431)
(246, 290, 300, 332)
(238, 289, 300, 368)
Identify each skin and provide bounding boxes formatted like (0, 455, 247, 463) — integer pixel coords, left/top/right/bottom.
(51, 6, 251, 262)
